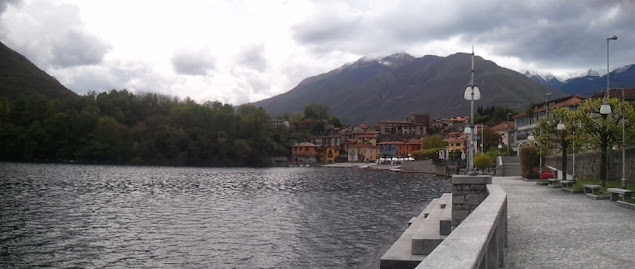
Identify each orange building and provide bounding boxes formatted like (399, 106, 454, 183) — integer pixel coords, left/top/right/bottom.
(398, 139, 422, 157)
(292, 142, 319, 163)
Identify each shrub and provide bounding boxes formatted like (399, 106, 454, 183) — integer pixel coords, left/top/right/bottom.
(474, 154, 493, 170)
(519, 145, 540, 179)
(412, 148, 443, 160)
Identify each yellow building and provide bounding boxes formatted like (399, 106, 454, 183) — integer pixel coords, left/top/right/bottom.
(321, 146, 339, 163)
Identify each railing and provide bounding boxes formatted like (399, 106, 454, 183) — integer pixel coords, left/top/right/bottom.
(415, 184, 508, 269)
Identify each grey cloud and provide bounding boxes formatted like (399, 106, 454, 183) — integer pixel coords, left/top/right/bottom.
(56, 61, 175, 96)
(171, 48, 216, 76)
(237, 44, 267, 72)
(50, 29, 111, 67)
(1, 0, 110, 68)
(293, 0, 635, 71)
(0, 0, 20, 14)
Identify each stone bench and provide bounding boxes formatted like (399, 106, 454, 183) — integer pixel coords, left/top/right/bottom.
(583, 184, 601, 195)
(409, 199, 440, 226)
(607, 188, 633, 202)
(382, 199, 440, 268)
(439, 197, 453, 236)
(548, 178, 560, 188)
(560, 180, 574, 189)
(412, 197, 447, 255)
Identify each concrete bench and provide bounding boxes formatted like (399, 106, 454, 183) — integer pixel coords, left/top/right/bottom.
(439, 196, 453, 236)
(382, 199, 440, 268)
(409, 199, 439, 227)
(607, 188, 633, 202)
(411, 199, 446, 255)
(560, 180, 574, 188)
(438, 193, 451, 209)
(548, 178, 560, 188)
(583, 184, 601, 195)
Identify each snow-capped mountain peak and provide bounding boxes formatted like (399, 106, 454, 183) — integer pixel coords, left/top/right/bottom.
(614, 64, 635, 74)
(522, 70, 563, 82)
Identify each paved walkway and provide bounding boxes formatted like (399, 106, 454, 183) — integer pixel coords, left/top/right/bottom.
(494, 176, 635, 268)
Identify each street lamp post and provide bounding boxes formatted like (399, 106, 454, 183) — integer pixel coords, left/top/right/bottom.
(464, 47, 481, 175)
(557, 121, 566, 180)
(528, 132, 540, 174)
(506, 112, 512, 156)
(601, 36, 623, 188)
(608, 36, 627, 189)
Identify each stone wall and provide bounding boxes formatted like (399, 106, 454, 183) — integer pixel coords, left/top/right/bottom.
(418, 183, 507, 269)
(451, 175, 491, 227)
(546, 147, 635, 183)
(400, 160, 435, 173)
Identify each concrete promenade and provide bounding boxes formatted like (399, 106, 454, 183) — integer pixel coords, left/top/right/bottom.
(494, 176, 635, 268)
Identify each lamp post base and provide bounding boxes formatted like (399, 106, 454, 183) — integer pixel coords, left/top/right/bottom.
(621, 178, 627, 189)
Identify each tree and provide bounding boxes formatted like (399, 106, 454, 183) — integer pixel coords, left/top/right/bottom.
(303, 103, 329, 120)
(573, 97, 635, 186)
(535, 107, 582, 181)
(479, 127, 502, 152)
(421, 135, 447, 150)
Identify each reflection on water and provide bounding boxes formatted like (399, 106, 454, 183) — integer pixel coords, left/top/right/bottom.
(0, 163, 451, 268)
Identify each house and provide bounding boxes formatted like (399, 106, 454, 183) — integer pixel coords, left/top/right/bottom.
(311, 135, 342, 148)
(431, 118, 451, 130)
(398, 139, 422, 157)
(292, 142, 319, 163)
(378, 141, 399, 157)
(272, 120, 290, 128)
(432, 116, 468, 133)
(378, 120, 426, 136)
(356, 132, 378, 145)
(490, 121, 515, 148)
(444, 132, 468, 158)
(347, 144, 379, 162)
(513, 95, 585, 151)
(407, 113, 430, 127)
(321, 146, 339, 164)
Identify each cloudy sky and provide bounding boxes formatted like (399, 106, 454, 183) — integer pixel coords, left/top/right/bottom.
(1, 0, 634, 105)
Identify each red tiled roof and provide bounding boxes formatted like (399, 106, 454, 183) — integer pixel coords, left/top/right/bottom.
(491, 121, 515, 131)
(590, 88, 635, 99)
(514, 95, 586, 118)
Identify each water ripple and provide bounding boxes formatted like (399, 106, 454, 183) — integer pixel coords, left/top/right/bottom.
(0, 163, 451, 268)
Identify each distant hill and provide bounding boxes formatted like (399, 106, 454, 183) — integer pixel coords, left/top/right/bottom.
(252, 52, 566, 124)
(524, 65, 635, 97)
(0, 41, 76, 99)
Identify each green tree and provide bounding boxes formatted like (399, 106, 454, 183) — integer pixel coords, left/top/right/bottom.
(421, 135, 447, 149)
(303, 103, 329, 120)
(536, 107, 585, 181)
(573, 97, 635, 186)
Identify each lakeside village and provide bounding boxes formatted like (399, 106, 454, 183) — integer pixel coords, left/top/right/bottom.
(282, 89, 635, 171)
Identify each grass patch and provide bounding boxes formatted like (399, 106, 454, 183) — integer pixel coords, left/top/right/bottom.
(571, 178, 635, 193)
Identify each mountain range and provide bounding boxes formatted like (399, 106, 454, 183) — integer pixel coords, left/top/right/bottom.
(252, 52, 566, 124)
(3, 39, 634, 126)
(524, 65, 635, 97)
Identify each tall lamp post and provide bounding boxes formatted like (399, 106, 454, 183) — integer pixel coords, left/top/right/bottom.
(557, 121, 567, 180)
(464, 47, 480, 175)
(506, 112, 512, 156)
(600, 36, 622, 188)
(528, 132, 540, 174)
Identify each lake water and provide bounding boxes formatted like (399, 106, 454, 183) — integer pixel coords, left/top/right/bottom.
(0, 163, 451, 268)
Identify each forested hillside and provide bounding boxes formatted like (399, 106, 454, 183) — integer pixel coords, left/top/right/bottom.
(0, 90, 307, 166)
(0, 42, 76, 99)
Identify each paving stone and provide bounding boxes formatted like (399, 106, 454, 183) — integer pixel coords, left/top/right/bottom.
(494, 176, 635, 268)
